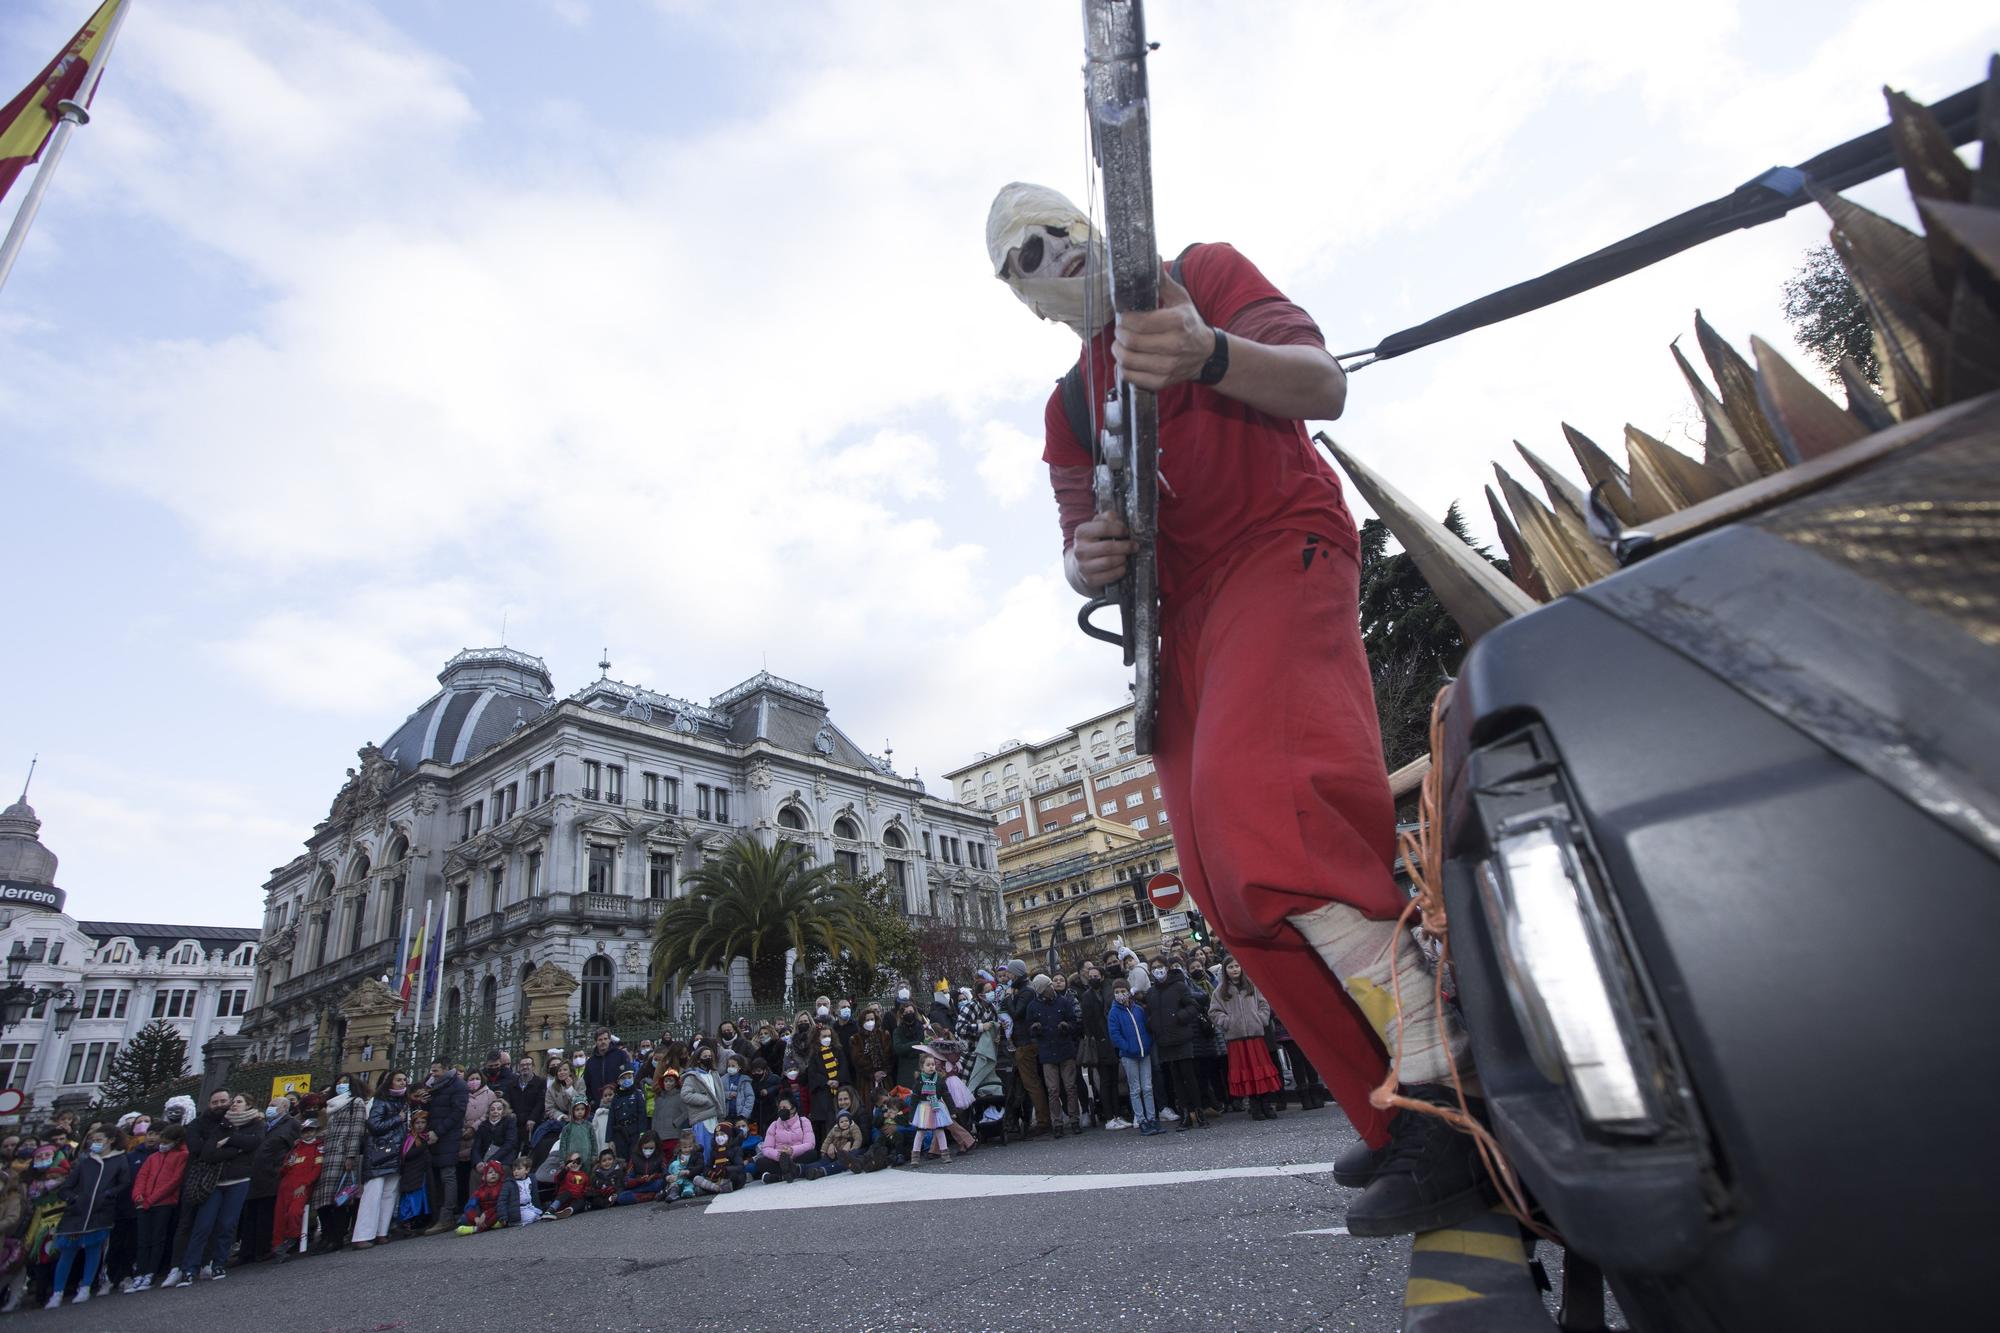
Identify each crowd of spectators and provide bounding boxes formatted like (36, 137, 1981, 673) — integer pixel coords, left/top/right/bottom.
(0, 940, 1328, 1309)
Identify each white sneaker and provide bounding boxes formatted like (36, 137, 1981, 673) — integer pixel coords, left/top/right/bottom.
(1105, 1117, 1133, 1130)
(72, 1288, 91, 1305)
(165, 1267, 188, 1289)
(1158, 1107, 1180, 1122)
(44, 1294, 61, 1310)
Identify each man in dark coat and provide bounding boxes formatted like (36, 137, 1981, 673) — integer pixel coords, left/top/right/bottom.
(1027, 975, 1085, 1136)
(240, 1097, 301, 1263)
(1073, 961, 1123, 1128)
(421, 1063, 468, 1234)
(1146, 956, 1211, 1129)
(582, 1028, 631, 1105)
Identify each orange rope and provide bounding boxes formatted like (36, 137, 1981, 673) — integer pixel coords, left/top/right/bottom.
(1371, 683, 1558, 1243)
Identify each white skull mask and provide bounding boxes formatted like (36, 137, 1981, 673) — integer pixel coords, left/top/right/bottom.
(986, 181, 1112, 338)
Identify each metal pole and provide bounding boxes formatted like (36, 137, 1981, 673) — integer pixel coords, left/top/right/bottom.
(431, 890, 452, 1032)
(0, 0, 134, 297)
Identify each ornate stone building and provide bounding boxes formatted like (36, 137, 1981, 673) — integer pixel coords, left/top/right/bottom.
(0, 792, 256, 1116)
(942, 701, 1171, 846)
(239, 648, 1002, 1060)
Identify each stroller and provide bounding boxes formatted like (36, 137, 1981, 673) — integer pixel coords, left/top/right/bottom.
(965, 1030, 1011, 1145)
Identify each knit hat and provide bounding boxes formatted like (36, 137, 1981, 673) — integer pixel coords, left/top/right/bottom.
(976, 968, 995, 984)
(1029, 973, 1052, 994)
(1007, 959, 1028, 979)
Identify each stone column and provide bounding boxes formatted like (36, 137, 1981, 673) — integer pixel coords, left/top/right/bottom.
(521, 963, 580, 1050)
(689, 970, 729, 1037)
(335, 977, 401, 1078)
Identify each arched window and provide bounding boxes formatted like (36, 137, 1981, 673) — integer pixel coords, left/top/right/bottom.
(481, 974, 498, 1015)
(777, 805, 807, 830)
(348, 853, 372, 885)
(883, 825, 907, 850)
(169, 940, 200, 967)
(833, 815, 861, 840)
(1003, 762, 1018, 778)
(348, 890, 368, 954)
(384, 834, 410, 864)
(518, 962, 536, 1016)
(581, 955, 613, 1024)
(446, 986, 462, 1021)
(231, 943, 256, 967)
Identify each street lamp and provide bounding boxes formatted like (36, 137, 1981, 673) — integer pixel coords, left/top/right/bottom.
(53, 997, 79, 1037)
(5, 942, 27, 983)
(0, 942, 78, 1033)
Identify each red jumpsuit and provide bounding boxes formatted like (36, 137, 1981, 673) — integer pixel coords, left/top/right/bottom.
(273, 1138, 323, 1249)
(1045, 243, 1403, 1147)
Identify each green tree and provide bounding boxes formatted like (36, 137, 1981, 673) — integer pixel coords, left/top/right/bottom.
(1358, 503, 1500, 770)
(650, 835, 879, 1006)
(1782, 243, 1878, 384)
(605, 986, 666, 1043)
(800, 874, 920, 1002)
(96, 1020, 189, 1110)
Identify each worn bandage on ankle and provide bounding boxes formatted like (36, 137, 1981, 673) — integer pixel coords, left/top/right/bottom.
(1287, 901, 1469, 1087)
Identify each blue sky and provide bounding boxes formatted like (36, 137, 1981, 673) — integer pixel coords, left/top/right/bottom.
(2, 0, 1993, 924)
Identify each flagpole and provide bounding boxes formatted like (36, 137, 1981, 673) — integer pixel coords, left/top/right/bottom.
(0, 0, 133, 296)
(393, 906, 413, 1013)
(431, 889, 453, 1032)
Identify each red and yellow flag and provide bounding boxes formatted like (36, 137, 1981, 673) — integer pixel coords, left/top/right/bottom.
(0, 0, 128, 207)
(401, 908, 429, 1009)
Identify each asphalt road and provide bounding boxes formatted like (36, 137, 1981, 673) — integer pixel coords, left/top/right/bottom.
(29, 1107, 1474, 1333)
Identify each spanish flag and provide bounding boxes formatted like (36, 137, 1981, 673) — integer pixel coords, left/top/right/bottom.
(0, 0, 128, 207)
(401, 903, 430, 1012)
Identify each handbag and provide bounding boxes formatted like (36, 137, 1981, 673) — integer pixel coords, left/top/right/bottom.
(331, 1171, 358, 1208)
(1076, 1033, 1100, 1065)
(944, 1074, 973, 1111)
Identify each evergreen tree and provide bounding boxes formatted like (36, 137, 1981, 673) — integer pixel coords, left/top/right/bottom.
(1358, 503, 1502, 771)
(1782, 243, 1878, 384)
(96, 1020, 189, 1109)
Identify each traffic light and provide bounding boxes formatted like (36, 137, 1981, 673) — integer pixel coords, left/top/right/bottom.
(1188, 910, 1209, 945)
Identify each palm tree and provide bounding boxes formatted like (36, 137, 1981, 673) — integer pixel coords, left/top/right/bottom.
(650, 835, 879, 1006)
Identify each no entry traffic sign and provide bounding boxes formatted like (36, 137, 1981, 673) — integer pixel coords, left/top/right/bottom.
(1147, 871, 1185, 912)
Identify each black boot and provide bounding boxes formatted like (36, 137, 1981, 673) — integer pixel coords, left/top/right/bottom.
(1343, 1085, 1494, 1238)
(1332, 1136, 1391, 1187)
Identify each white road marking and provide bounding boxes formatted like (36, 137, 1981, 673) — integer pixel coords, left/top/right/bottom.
(703, 1160, 1341, 1215)
(1290, 1226, 1349, 1236)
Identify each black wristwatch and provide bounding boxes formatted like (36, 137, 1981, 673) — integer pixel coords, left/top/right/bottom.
(1196, 328, 1229, 386)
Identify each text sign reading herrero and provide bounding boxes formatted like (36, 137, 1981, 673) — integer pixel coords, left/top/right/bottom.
(0, 881, 64, 913)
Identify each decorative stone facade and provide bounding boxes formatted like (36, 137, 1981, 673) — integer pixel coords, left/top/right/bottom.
(239, 649, 1003, 1059)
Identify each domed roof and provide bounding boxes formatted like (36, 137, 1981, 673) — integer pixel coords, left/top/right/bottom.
(381, 648, 557, 776)
(0, 797, 58, 886)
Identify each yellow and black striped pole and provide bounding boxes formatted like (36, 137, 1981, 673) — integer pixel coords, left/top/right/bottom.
(1402, 1206, 1552, 1331)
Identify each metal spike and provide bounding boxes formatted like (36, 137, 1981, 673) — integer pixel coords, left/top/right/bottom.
(1885, 86, 1976, 296)
(1560, 423, 1639, 525)
(1315, 433, 1536, 641)
(1693, 312, 1790, 477)
(1668, 337, 1759, 485)
(1484, 484, 1552, 603)
(1750, 335, 1868, 462)
(1977, 55, 2000, 209)
(1838, 357, 1897, 432)
(1513, 441, 1589, 522)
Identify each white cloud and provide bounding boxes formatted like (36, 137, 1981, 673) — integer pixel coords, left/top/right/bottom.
(2, 0, 1995, 916)
(974, 421, 1047, 507)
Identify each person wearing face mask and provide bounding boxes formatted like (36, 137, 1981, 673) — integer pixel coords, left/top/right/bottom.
(614, 1132, 665, 1204)
(679, 1051, 726, 1152)
(45, 1129, 129, 1307)
(990, 181, 1485, 1235)
(830, 1000, 859, 1055)
(582, 1028, 632, 1105)
(648, 1068, 687, 1153)
(1145, 956, 1210, 1130)
(802, 1024, 853, 1144)
(172, 1094, 264, 1286)
(239, 1093, 301, 1264)
(1074, 961, 1123, 1129)
(1027, 973, 1085, 1138)
(607, 1070, 649, 1162)
(704, 1122, 745, 1191)
(1107, 979, 1163, 1135)
(419, 1062, 468, 1236)
(1000, 959, 1053, 1137)
(351, 1072, 409, 1249)
(755, 1098, 817, 1184)
(305, 1074, 368, 1252)
(721, 1054, 755, 1122)
(891, 1001, 929, 1092)
(849, 1005, 893, 1095)
(755, 1024, 786, 1073)
(716, 1021, 752, 1065)
(454, 1071, 494, 1211)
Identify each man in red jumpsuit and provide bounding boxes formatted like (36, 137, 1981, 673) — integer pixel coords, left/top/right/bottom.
(987, 182, 1486, 1236)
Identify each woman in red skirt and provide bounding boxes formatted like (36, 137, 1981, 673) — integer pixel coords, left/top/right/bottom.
(1213, 957, 1284, 1120)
